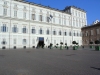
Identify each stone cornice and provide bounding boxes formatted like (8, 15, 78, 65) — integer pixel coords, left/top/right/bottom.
(0, 16, 80, 29)
(13, 0, 71, 15)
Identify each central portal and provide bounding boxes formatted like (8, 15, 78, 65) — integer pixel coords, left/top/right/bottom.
(37, 37, 44, 48)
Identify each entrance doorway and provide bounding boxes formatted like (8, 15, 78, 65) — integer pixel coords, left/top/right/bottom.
(37, 37, 44, 48)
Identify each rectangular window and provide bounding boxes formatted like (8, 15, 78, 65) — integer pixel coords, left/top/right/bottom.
(47, 29, 49, 35)
(1, 24, 7, 32)
(3, 8, 7, 16)
(14, 10, 17, 17)
(64, 32, 67, 36)
(53, 31, 56, 35)
(23, 12, 26, 19)
(32, 29, 35, 34)
(32, 14, 35, 20)
(23, 39, 27, 45)
(39, 29, 42, 34)
(12, 25, 18, 33)
(47, 17, 50, 22)
(40, 15, 42, 21)
(64, 19, 66, 25)
(59, 18, 61, 24)
(91, 30, 93, 35)
(69, 31, 71, 36)
(97, 29, 99, 34)
(59, 31, 61, 35)
(22, 27, 27, 33)
(4, 1, 7, 5)
(14, 39, 16, 44)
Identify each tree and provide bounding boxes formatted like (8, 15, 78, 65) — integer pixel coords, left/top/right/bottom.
(65, 43, 67, 45)
(72, 41, 76, 45)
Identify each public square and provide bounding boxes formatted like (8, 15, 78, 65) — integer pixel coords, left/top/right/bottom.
(0, 47, 100, 75)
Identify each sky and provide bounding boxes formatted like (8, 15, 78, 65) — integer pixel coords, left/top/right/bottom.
(26, 0, 100, 25)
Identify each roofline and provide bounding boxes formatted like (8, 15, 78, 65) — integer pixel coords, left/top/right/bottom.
(81, 23, 100, 29)
(14, 0, 71, 15)
(64, 6, 86, 13)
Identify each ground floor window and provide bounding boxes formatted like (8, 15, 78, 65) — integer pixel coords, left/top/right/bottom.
(2, 39, 6, 45)
(23, 39, 27, 45)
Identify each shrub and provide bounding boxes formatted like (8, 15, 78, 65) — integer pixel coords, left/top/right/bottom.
(65, 43, 67, 45)
(60, 42, 63, 45)
(72, 41, 76, 44)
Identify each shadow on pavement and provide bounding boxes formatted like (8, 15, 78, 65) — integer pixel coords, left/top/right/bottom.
(91, 67, 100, 70)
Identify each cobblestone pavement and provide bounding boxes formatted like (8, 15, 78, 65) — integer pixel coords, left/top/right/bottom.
(0, 47, 100, 75)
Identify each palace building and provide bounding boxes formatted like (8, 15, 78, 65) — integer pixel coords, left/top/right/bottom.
(0, 0, 87, 49)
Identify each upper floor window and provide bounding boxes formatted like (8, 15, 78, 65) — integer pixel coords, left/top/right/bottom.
(86, 31, 88, 36)
(1, 24, 8, 32)
(53, 30, 56, 35)
(59, 18, 61, 24)
(96, 29, 99, 34)
(4, 1, 7, 5)
(23, 12, 26, 19)
(32, 27, 35, 34)
(3, 8, 7, 16)
(22, 26, 27, 33)
(64, 32, 67, 36)
(24, 6, 26, 9)
(32, 14, 35, 20)
(12, 25, 18, 33)
(14, 10, 17, 17)
(64, 19, 66, 25)
(91, 30, 93, 35)
(77, 32, 79, 36)
(74, 32, 75, 36)
(59, 31, 62, 35)
(14, 4, 17, 7)
(69, 31, 72, 36)
(47, 29, 50, 35)
(39, 28, 43, 34)
(47, 17, 50, 22)
(53, 17, 55, 23)
(40, 15, 42, 21)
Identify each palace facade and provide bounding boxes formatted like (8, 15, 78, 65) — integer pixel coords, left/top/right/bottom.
(0, 0, 87, 49)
